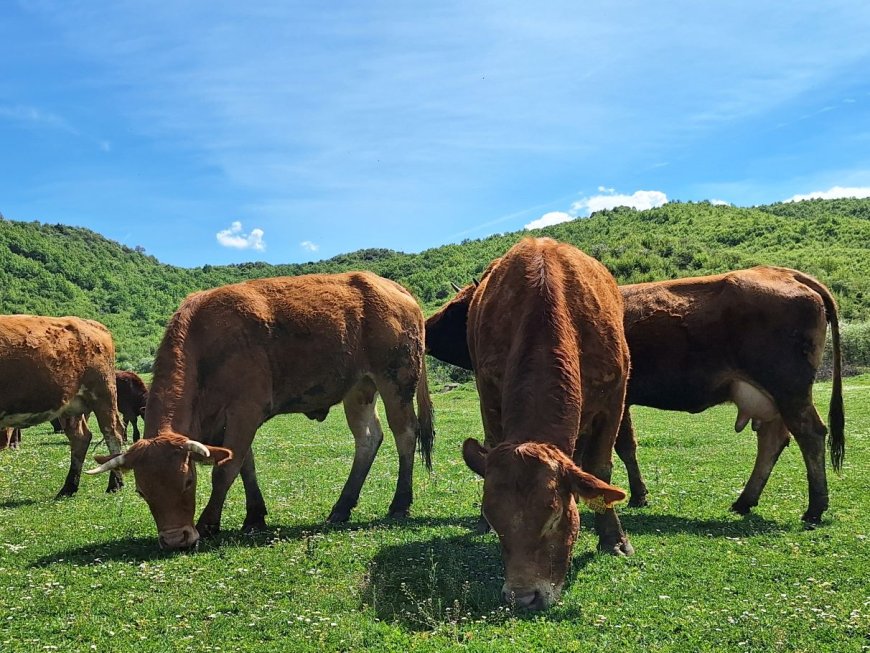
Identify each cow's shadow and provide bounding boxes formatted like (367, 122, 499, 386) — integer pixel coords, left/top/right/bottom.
(27, 515, 476, 568)
(0, 498, 39, 510)
(616, 509, 785, 538)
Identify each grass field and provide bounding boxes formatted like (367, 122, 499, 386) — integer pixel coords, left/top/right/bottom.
(1, 377, 868, 652)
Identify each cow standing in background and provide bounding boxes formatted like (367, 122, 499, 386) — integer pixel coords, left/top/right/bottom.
(116, 371, 148, 442)
(88, 272, 435, 551)
(431, 238, 631, 611)
(615, 266, 845, 523)
(0, 427, 21, 450)
(0, 315, 125, 496)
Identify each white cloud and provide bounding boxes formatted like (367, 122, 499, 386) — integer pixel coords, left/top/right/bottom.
(597, 186, 615, 194)
(571, 189, 668, 217)
(300, 240, 319, 252)
(524, 211, 574, 230)
(216, 221, 265, 250)
(784, 186, 870, 202)
(710, 198, 731, 206)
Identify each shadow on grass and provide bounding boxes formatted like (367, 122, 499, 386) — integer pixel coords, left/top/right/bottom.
(617, 510, 785, 538)
(360, 531, 600, 631)
(0, 498, 39, 509)
(29, 514, 475, 567)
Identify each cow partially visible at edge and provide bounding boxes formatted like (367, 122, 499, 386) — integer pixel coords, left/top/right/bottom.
(432, 238, 631, 611)
(0, 315, 124, 496)
(88, 272, 434, 551)
(116, 370, 148, 442)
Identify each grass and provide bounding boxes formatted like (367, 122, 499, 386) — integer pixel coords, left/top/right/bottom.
(1, 377, 868, 652)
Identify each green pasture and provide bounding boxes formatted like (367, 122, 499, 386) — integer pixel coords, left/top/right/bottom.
(1, 378, 868, 652)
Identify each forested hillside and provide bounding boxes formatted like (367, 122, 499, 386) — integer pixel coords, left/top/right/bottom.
(2, 198, 869, 370)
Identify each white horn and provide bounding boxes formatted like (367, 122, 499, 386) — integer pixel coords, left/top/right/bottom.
(85, 454, 127, 475)
(184, 440, 211, 457)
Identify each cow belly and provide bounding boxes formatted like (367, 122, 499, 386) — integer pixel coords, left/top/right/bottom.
(0, 391, 90, 428)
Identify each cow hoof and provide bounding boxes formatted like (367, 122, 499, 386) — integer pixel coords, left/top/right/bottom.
(600, 539, 634, 556)
(196, 522, 221, 538)
(628, 495, 649, 508)
(106, 475, 124, 493)
(730, 500, 753, 515)
(387, 507, 410, 520)
(54, 487, 77, 500)
(801, 511, 823, 526)
(326, 510, 351, 524)
(242, 519, 267, 534)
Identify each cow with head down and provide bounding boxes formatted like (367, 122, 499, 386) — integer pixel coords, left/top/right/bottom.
(430, 238, 631, 611)
(429, 264, 846, 524)
(0, 315, 124, 496)
(88, 272, 435, 551)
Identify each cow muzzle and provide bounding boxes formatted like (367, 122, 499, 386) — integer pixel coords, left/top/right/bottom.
(158, 525, 199, 551)
(502, 582, 559, 611)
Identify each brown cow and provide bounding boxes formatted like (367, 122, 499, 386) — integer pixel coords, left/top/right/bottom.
(0, 427, 21, 450)
(427, 265, 845, 524)
(116, 371, 148, 442)
(0, 315, 124, 496)
(88, 272, 435, 550)
(614, 267, 845, 523)
(436, 238, 631, 611)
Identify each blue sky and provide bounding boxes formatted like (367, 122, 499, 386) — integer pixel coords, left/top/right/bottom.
(2, 1, 870, 267)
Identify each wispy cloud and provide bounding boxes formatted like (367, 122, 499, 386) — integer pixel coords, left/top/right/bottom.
(300, 240, 319, 252)
(785, 186, 870, 202)
(216, 221, 265, 250)
(525, 189, 668, 230)
(0, 105, 77, 133)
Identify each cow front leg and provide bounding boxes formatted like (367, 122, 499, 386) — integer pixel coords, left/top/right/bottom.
(196, 449, 248, 538)
(731, 418, 790, 515)
(56, 417, 92, 498)
(93, 402, 125, 493)
(328, 381, 383, 523)
(614, 407, 648, 507)
(131, 417, 141, 443)
(240, 449, 268, 533)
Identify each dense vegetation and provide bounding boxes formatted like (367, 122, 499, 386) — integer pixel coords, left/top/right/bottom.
(2, 198, 870, 371)
(0, 378, 867, 651)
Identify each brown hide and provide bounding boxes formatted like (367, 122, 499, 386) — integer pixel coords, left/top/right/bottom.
(0, 315, 124, 496)
(92, 272, 435, 550)
(457, 238, 630, 610)
(616, 266, 844, 522)
(116, 371, 148, 442)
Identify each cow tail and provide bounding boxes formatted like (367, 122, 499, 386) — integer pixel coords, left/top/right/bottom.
(415, 357, 435, 472)
(795, 272, 845, 471)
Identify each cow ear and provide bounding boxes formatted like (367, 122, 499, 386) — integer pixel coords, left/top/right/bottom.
(425, 288, 474, 370)
(190, 446, 233, 467)
(462, 438, 488, 477)
(566, 464, 626, 513)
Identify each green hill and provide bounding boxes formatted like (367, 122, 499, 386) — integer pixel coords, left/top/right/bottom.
(2, 198, 869, 370)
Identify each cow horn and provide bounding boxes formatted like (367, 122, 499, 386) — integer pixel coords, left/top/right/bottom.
(184, 440, 211, 457)
(85, 454, 127, 475)
(450, 281, 462, 293)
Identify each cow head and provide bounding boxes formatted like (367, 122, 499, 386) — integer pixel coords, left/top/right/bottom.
(463, 438, 625, 610)
(86, 433, 232, 550)
(425, 282, 476, 370)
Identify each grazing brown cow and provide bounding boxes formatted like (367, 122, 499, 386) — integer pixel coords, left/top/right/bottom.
(0, 427, 21, 450)
(427, 265, 845, 524)
(433, 238, 631, 611)
(0, 315, 124, 496)
(88, 272, 435, 550)
(614, 267, 845, 523)
(116, 371, 148, 442)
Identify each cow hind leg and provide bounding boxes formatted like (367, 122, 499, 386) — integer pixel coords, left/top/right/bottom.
(614, 407, 649, 507)
(783, 405, 829, 524)
(328, 377, 384, 523)
(377, 378, 419, 520)
(92, 404, 125, 493)
(57, 416, 93, 498)
(131, 417, 141, 443)
(731, 418, 790, 515)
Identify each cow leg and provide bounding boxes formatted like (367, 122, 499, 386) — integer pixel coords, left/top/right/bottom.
(783, 405, 829, 524)
(57, 417, 92, 498)
(614, 407, 648, 507)
(579, 412, 633, 556)
(196, 410, 260, 537)
(731, 418, 790, 515)
(378, 379, 419, 520)
(131, 417, 141, 443)
(240, 449, 268, 532)
(92, 403, 125, 493)
(328, 378, 384, 523)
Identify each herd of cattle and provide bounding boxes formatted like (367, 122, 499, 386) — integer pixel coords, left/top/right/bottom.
(0, 237, 845, 611)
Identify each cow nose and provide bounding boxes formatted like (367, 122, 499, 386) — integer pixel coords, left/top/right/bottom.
(158, 526, 199, 551)
(503, 589, 543, 610)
